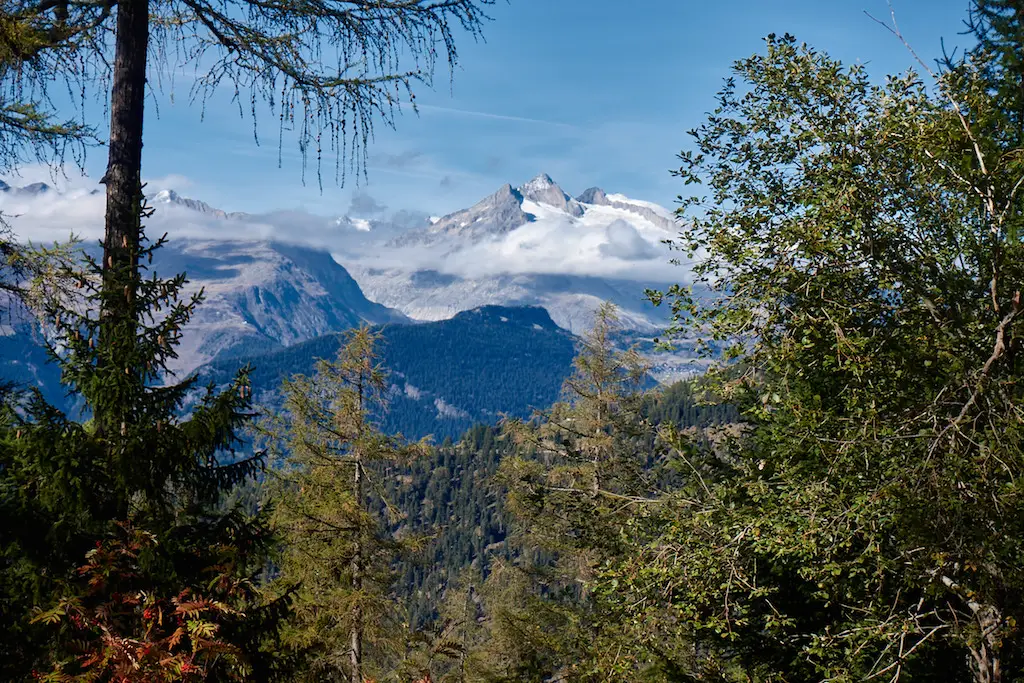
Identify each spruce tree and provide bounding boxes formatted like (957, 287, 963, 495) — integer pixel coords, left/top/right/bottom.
(501, 303, 660, 558)
(0, 211, 289, 681)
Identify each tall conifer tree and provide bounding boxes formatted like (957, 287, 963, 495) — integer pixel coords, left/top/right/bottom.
(0, 214, 289, 681)
(262, 326, 424, 682)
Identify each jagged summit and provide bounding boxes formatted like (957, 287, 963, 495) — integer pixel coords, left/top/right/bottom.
(517, 173, 584, 217)
(576, 186, 610, 205)
(520, 173, 557, 193)
(150, 188, 231, 218)
(392, 182, 533, 246)
(21, 182, 50, 195)
(0, 181, 51, 196)
(152, 188, 181, 203)
(149, 188, 266, 222)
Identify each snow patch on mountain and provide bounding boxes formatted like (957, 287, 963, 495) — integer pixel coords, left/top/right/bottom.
(605, 193, 676, 220)
(151, 189, 237, 219)
(519, 173, 584, 217)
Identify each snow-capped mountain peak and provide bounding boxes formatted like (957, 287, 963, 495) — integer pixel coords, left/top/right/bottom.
(152, 188, 179, 203)
(517, 173, 584, 218)
(520, 172, 557, 193)
(150, 188, 232, 219)
(390, 182, 533, 246)
(576, 186, 676, 232)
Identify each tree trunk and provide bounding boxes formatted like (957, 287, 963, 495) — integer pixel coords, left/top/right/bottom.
(969, 606, 1002, 683)
(101, 0, 148, 339)
(350, 454, 363, 683)
(98, 0, 148, 516)
(970, 644, 1001, 683)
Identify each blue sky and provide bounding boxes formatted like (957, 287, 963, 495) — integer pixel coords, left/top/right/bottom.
(45, 0, 977, 216)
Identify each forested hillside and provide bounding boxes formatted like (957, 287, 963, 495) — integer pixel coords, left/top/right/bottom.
(384, 380, 737, 631)
(8, 2, 1024, 681)
(200, 305, 578, 440)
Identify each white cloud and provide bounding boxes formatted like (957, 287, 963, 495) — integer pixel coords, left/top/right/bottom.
(1, 164, 92, 192)
(0, 186, 105, 244)
(599, 219, 661, 260)
(144, 173, 194, 194)
(352, 213, 682, 283)
(0, 174, 684, 285)
(0, 181, 367, 254)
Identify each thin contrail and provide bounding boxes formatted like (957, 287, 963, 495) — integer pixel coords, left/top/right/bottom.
(415, 104, 577, 129)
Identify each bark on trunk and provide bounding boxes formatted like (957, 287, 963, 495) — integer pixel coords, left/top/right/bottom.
(101, 0, 148, 334)
(99, 0, 148, 517)
(941, 576, 1003, 683)
(350, 454, 363, 683)
(970, 606, 1002, 683)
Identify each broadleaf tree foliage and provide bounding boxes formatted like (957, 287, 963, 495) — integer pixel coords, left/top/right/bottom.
(610, 3, 1024, 681)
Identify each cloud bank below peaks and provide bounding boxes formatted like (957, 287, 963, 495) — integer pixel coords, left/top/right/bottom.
(0, 169, 686, 284)
(0, 170, 388, 255)
(355, 174, 684, 283)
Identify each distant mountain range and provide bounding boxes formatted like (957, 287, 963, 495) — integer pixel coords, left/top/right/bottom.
(127, 171, 686, 336)
(147, 239, 409, 377)
(0, 299, 579, 441)
(352, 172, 683, 335)
(1, 173, 706, 389)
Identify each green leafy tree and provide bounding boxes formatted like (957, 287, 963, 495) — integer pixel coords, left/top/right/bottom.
(0, 219, 289, 681)
(617, 9, 1024, 681)
(261, 326, 425, 683)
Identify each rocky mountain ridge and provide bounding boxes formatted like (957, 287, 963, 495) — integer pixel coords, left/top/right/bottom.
(1, 175, 701, 381)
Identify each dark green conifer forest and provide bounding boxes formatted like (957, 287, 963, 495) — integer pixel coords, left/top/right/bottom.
(8, 0, 1024, 680)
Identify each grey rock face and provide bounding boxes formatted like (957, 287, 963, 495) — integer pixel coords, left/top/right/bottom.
(151, 189, 230, 219)
(1, 181, 52, 196)
(519, 173, 584, 217)
(146, 239, 407, 376)
(20, 182, 51, 196)
(392, 183, 533, 246)
(576, 186, 610, 205)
